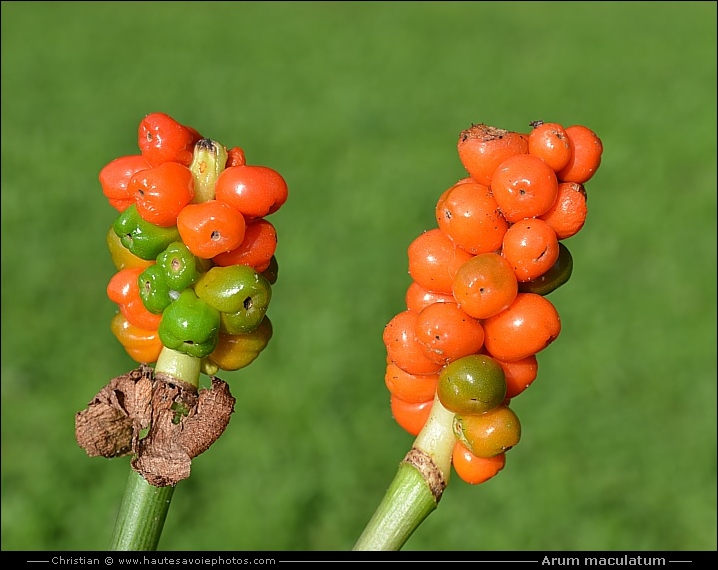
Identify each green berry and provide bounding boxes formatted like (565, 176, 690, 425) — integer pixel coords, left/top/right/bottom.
(156, 241, 203, 291)
(519, 241, 573, 296)
(137, 264, 173, 314)
(194, 265, 272, 335)
(437, 354, 506, 415)
(112, 204, 180, 261)
(159, 289, 220, 358)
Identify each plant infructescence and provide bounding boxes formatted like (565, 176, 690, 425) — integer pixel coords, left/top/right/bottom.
(75, 112, 288, 550)
(75, 114, 602, 551)
(354, 120, 602, 550)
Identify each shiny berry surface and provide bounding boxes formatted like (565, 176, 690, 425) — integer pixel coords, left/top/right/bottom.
(437, 354, 506, 415)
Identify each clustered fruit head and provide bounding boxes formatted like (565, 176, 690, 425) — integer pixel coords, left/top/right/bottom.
(384, 120, 603, 485)
(101, 112, 288, 376)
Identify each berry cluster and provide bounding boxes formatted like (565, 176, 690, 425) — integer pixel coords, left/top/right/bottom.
(100, 112, 288, 375)
(383, 121, 602, 485)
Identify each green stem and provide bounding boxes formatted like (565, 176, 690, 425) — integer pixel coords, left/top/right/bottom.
(110, 347, 201, 550)
(353, 396, 456, 551)
(155, 347, 201, 388)
(110, 470, 176, 551)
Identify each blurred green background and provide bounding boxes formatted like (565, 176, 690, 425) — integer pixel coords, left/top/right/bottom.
(1, 0, 715, 552)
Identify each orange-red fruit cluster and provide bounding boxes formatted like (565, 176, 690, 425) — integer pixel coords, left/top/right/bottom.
(100, 112, 288, 364)
(384, 120, 602, 485)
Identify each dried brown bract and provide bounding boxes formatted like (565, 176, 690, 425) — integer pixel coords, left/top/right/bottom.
(75, 364, 235, 486)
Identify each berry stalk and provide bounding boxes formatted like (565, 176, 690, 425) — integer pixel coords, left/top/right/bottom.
(353, 395, 454, 551)
(154, 346, 202, 388)
(110, 347, 201, 550)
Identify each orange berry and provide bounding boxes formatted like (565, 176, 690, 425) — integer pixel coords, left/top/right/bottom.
(501, 218, 560, 282)
(106, 198, 134, 213)
(527, 121, 572, 172)
(452, 441, 506, 485)
(494, 353, 538, 399)
(110, 311, 163, 364)
(452, 252, 518, 320)
(385, 362, 439, 403)
(225, 147, 247, 167)
(212, 217, 277, 272)
(177, 200, 247, 259)
(106, 267, 144, 306)
(518, 241, 573, 296)
(120, 297, 162, 331)
(383, 310, 443, 375)
(557, 125, 603, 184)
(106, 267, 162, 330)
(490, 153, 559, 223)
(130, 162, 195, 227)
(436, 180, 509, 254)
(453, 404, 521, 458)
(407, 228, 474, 294)
(215, 165, 289, 219)
(539, 182, 588, 240)
(99, 154, 150, 206)
(390, 395, 433, 437)
(405, 281, 454, 313)
(457, 123, 528, 187)
(138, 112, 201, 168)
(414, 302, 485, 365)
(483, 292, 561, 362)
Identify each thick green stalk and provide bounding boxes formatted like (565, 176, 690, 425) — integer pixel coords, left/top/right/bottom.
(353, 396, 456, 551)
(110, 470, 176, 551)
(110, 347, 200, 551)
(154, 347, 201, 388)
(353, 462, 435, 551)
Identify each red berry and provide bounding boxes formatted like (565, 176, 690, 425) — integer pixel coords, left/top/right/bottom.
(215, 165, 289, 219)
(130, 162, 195, 227)
(177, 200, 246, 259)
(138, 112, 201, 167)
